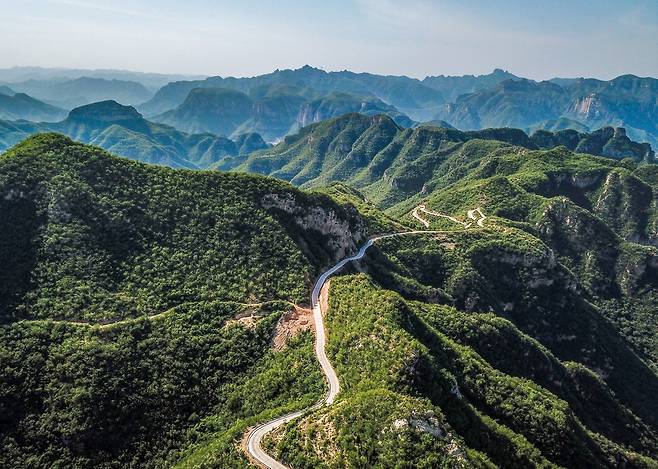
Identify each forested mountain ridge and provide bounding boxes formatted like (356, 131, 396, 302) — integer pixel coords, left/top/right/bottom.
(234, 113, 655, 210)
(254, 124, 658, 468)
(2, 133, 658, 467)
(0, 133, 381, 467)
(0, 100, 268, 168)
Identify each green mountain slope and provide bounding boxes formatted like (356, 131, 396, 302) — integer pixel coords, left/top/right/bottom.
(265, 271, 657, 468)
(235, 113, 655, 209)
(0, 101, 268, 168)
(0, 134, 379, 467)
(255, 145, 658, 468)
(2, 133, 658, 468)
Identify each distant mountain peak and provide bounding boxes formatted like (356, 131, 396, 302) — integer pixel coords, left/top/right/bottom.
(67, 100, 143, 123)
(0, 85, 14, 96)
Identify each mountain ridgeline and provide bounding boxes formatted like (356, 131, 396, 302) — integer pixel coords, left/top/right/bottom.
(234, 113, 654, 209)
(137, 66, 658, 149)
(1, 134, 658, 468)
(2, 66, 656, 154)
(4, 76, 154, 109)
(151, 86, 414, 141)
(0, 92, 67, 122)
(437, 75, 658, 148)
(139, 65, 446, 121)
(0, 100, 268, 169)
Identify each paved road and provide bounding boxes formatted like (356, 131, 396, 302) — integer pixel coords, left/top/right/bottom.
(245, 230, 461, 468)
(245, 239, 377, 468)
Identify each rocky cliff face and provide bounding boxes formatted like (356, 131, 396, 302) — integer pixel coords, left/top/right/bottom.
(261, 191, 367, 262)
(568, 94, 605, 121)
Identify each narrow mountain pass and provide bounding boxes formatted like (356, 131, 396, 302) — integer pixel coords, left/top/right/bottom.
(245, 229, 473, 468)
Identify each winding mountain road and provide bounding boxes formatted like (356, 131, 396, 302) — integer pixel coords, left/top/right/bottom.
(245, 230, 460, 468)
(412, 204, 487, 229)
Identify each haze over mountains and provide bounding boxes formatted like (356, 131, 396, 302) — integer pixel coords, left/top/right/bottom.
(1, 61, 658, 469)
(0, 100, 267, 168)
(437, 75, 658, 148)
(1, 65, 656, 151)
(0, 66, 204, 92)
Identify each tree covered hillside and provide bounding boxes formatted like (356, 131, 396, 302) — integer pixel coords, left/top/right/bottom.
(0, 134, 378, 467)
(1, 132, 657, 468)
(234, 113, 654, 209)
(259, 146, 658, 467)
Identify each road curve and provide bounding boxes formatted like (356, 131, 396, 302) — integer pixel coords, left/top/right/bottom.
(245, 231, 450, 468)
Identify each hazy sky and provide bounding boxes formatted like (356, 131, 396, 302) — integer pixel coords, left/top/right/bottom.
(2, 0, 657, 80)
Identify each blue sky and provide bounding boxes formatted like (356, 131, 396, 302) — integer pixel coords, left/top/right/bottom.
(2, 0, 657, 79)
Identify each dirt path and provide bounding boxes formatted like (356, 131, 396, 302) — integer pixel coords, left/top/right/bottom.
(17, 301, 272, 329)
(411, 205, 430, 228)
(411, 204, 486, 229)
(419, 204, 471, 228)
(467, 207, 487, 227)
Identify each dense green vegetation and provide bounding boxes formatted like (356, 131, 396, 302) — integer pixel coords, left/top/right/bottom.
(266, 274, 657, 467)
(2, 125, 658, 468)
(0, 301, 323, 468)
(242, 119, 658, 467)
(0, 133, 376, 323)
(0, 134, 386, 467)
(234, 113, 654, 212)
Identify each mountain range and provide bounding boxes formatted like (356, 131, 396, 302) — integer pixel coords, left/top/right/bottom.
(234, 113, 654, 209)
(135, 67, 658, 149)
(152, 86, 414, 141)
(0, 100, 267, 168)
(0, 91, 67, 122)
(5, 76, 154, 109)
(0, 66, 205, 92)
(3, 66, 656, 151)
(139, 65, 447, 121)
(437, 75, 658, 148)
(1, 133, 657, 468)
